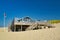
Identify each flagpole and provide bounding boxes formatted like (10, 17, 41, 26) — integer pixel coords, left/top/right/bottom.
(4, 12, 6, 32)
(4, 15, 5, 31)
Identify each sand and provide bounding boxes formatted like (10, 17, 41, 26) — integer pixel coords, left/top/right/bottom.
(0, 23, 60, 40)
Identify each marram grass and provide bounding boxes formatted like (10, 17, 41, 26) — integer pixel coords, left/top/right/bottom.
(48, 20, 60, 24)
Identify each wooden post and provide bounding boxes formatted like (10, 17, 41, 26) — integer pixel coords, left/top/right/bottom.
(21, 25, 22, 31)
(14, 25, 16, 32)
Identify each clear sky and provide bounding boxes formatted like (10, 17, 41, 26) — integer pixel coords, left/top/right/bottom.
(0, 0, 60, 27)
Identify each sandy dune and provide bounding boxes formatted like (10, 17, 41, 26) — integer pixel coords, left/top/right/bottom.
(0, 23, 60, 40)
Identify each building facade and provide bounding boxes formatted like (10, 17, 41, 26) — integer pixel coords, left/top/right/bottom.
(8, 16, 54, 32)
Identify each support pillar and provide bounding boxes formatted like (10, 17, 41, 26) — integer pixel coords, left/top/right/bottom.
(14, 25, 16, 32)
(21, 25, 22, 31)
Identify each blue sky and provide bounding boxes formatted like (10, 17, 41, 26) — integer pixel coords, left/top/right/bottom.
(0, 0, 60, 27)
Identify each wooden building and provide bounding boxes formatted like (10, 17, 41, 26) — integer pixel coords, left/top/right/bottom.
(8, 17, 55, 32)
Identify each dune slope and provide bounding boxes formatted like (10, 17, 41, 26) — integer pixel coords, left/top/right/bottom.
(0, 23, 60, 40)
